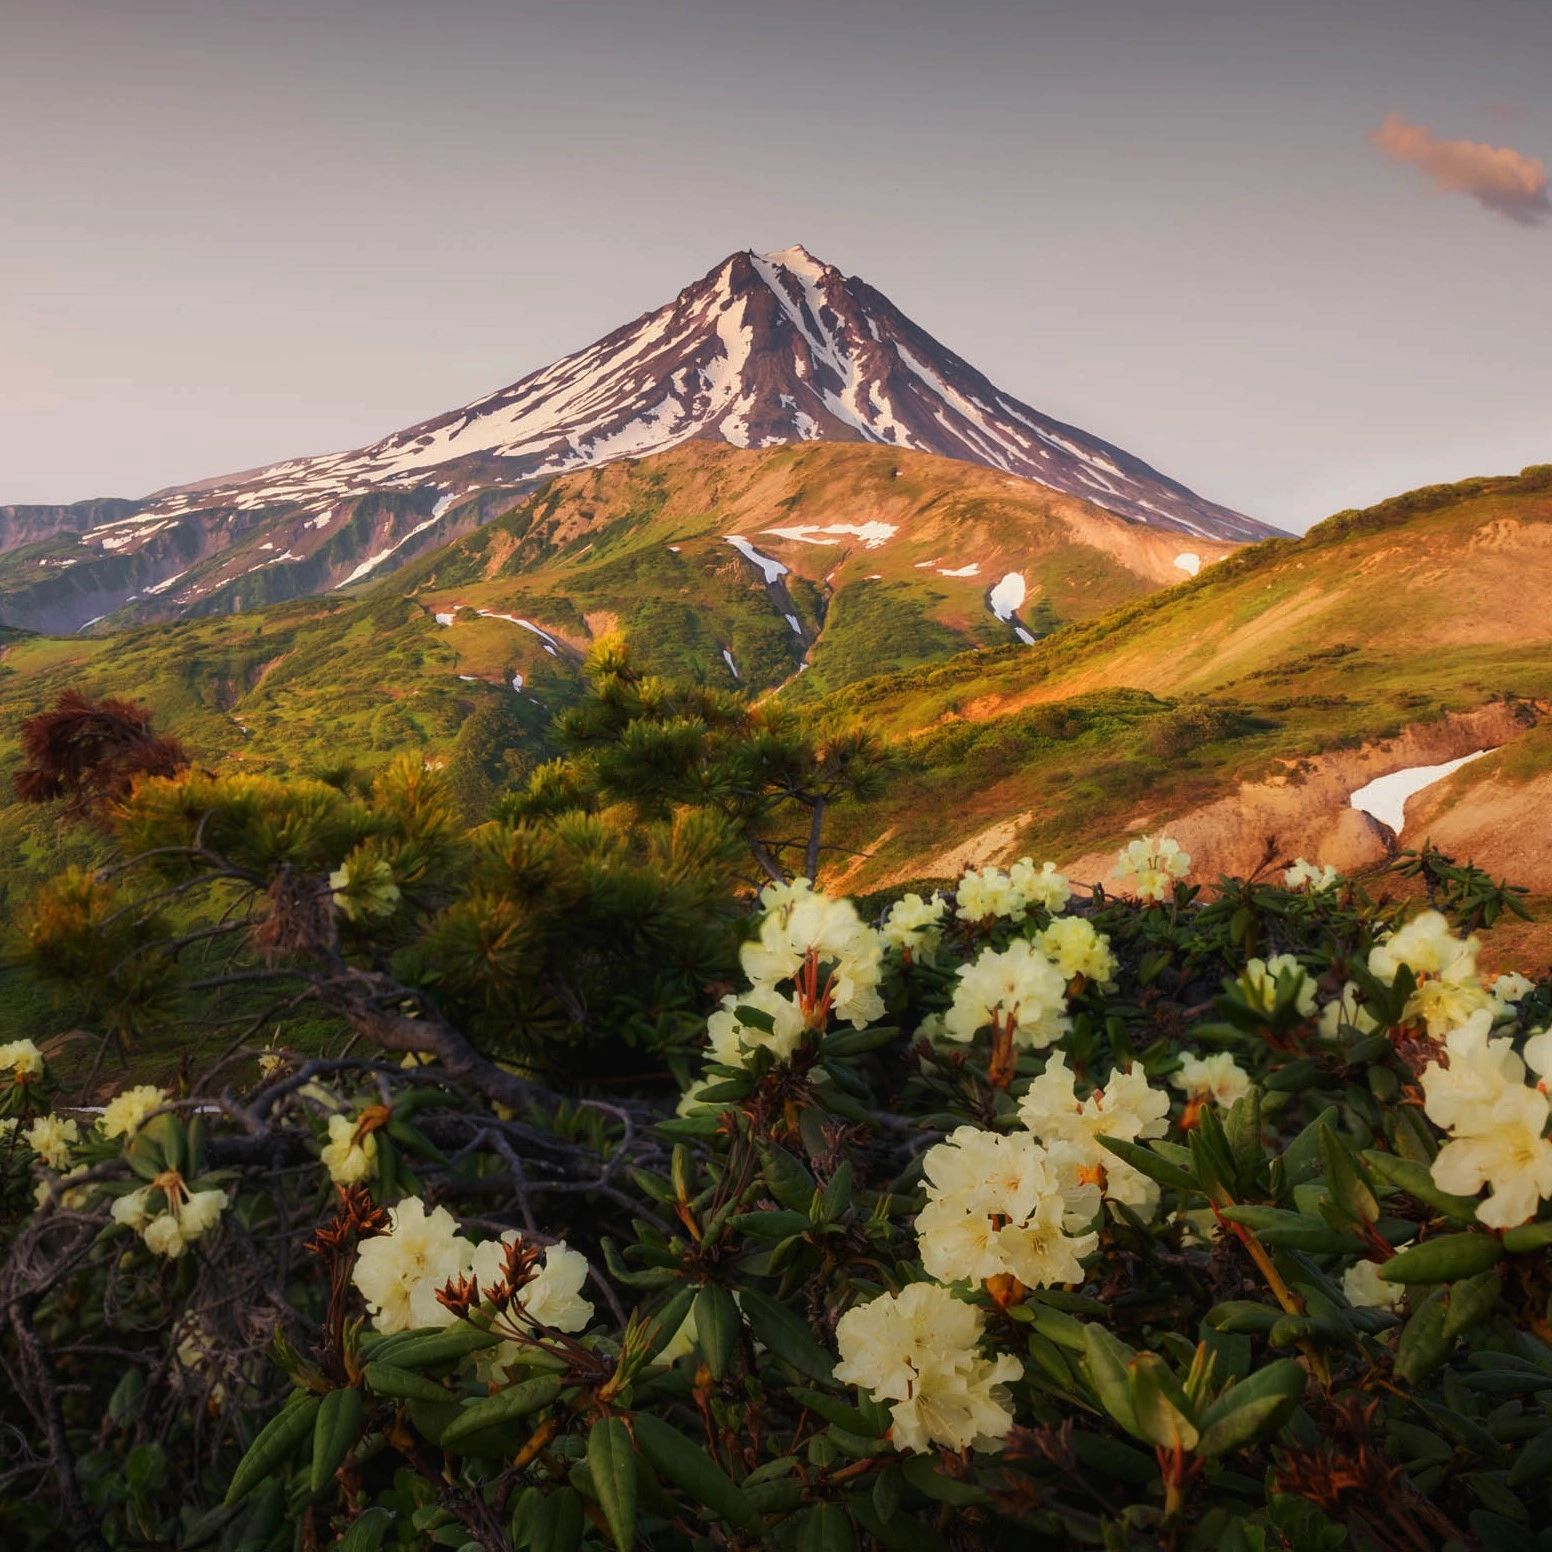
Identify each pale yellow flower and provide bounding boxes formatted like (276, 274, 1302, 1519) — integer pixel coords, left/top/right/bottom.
(24, 1114, 79, 1172)
(320, 1112, 380, 1185)
(1171, 1052, 1251, 1109)
(0, 1039, 45, 1083)
(101, 1085, 168, 1140)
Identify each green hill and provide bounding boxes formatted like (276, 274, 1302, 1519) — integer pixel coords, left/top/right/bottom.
(811, 466, 1552, 909)
(0, 442, 1228, 917)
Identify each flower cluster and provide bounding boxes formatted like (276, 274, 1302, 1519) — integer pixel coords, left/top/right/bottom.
(111, 1173, 228, 1259)
(0, 1038, 44, 1084)
(1171, 1051, 1252, 1110)
(1420, 1010, 1552, 1229)
(1318, 982, 1380, 1040)
(916, 1125, 1099, 1289)
(1369, 909, 1490, 1036)
(954, 858, 1071, 924)
(1033, 915, 1118, 989)
(944, 938, 1071, 1050)
(24, 1113, 79, 1171)
(351, 1196, 592, 1338)
(1019, 1051, 1171, 1211)
(880, 891, 948, 960)
(707, 881, 884, 1066)
(1285, 857, 1341, 892)
(101, 1085, 168, 1140)
(1112, 834, 1190, 902)
(833, 1282, 1022, 1453)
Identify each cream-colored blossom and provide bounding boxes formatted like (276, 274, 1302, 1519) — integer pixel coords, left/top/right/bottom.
(1419, 1010, 1524, 1134)
(1430, 1083, 1552, 1230)
(1033, 916, 1118, 987)
(756, 876, 816, 913)
(1112, 834, 1190, 903)
(352, 1198, 470, 1333)
(915, 1011, 949, 1045)
(1240, 954, 1317, 1018)
(1318, 982, 1380, 1040)
(320, 1112, 380, 1186)
(1009, 858, 1072, 915)
(33, 1166, 92, 1212)
(833, 1282, 1022, 1453)
(111, 1186, 154, 1232)
(1285, 858, 1341, 893)
(1370, 910, 1479, 983)
(1369, 910, 1491, 1036)
(916, 1126, 1099, 1288)
(1343, 1258, 1404, 1312)
(0, 1039, 44, 1083)
(706, 985, 807, 1067)
(954, 866, 1026, 924)
(675, 1077, 720, 1116)
(944, 938, 1070, 1049)
(1019, 1052, 1170, 1211)
(1491, 972, 1536, 1008)
(881, 892, 948, 959)
(123, 1179, 228, 1259)
(1524, 1028, 1552, 1090)
(24, 1114, 80, 1172)
(468, 1234, 594, 1333)
(740, 885, 884, 1029)
(101, 1085, 168, 1140)
(172, 1314, 229, 1408)
(1172, 1051, 1251, 1109)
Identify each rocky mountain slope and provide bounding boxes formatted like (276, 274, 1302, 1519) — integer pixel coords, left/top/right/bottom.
(810, 466, 1552, 898)
(0, 246, 1273, 635)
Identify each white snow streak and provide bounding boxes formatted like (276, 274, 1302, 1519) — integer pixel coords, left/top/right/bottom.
(725, 536, 788, 583)
(331, 511, 445, 588)
(988, 572, 1026, 621)
(1350, 752, 1489, 836)
(762, 521, 896, 549)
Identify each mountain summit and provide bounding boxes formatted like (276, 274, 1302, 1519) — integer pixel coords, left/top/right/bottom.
(0, 246, 1274, 632)
(152, 244, 1269, 541)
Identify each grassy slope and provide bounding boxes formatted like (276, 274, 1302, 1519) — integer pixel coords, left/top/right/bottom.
(818, 467, 1552, 892)
(0, 442, 1214, 923)
(393, 441, 1233, 698)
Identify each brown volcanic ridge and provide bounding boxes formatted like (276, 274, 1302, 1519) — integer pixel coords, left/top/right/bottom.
(0, 244, 1276, 636)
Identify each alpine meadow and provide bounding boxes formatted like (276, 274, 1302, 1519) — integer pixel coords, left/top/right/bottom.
(5, 36, 1552, 1552)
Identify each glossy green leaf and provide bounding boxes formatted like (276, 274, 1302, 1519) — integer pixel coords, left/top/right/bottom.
(630, 1411, 763, 1532)
(586, 1417, 637, 1551)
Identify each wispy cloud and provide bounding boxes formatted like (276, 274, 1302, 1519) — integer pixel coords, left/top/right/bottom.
(1371, 113, 1550, 226)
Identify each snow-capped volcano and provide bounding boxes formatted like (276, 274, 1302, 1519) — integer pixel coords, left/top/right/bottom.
(148, 244, 1270, 539)
(0, 245, 1275, 633)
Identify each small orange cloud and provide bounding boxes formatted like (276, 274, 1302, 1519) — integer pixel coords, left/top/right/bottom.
(1372, 113, 1550, 226)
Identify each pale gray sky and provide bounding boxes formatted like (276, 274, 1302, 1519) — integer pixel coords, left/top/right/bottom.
(2, 0, 1549, 530)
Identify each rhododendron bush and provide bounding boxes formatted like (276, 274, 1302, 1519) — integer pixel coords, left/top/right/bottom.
(5, 831, 1552, 1551)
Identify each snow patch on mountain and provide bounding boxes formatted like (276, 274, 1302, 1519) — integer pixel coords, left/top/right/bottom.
(989, 572, 1026, 621)
(128, 245, 1270, 549)
(725, 536, 788, 583)
(762, 521, 897, 549)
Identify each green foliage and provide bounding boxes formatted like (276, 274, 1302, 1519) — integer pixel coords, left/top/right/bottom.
(5, 837, 1551, 1550)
